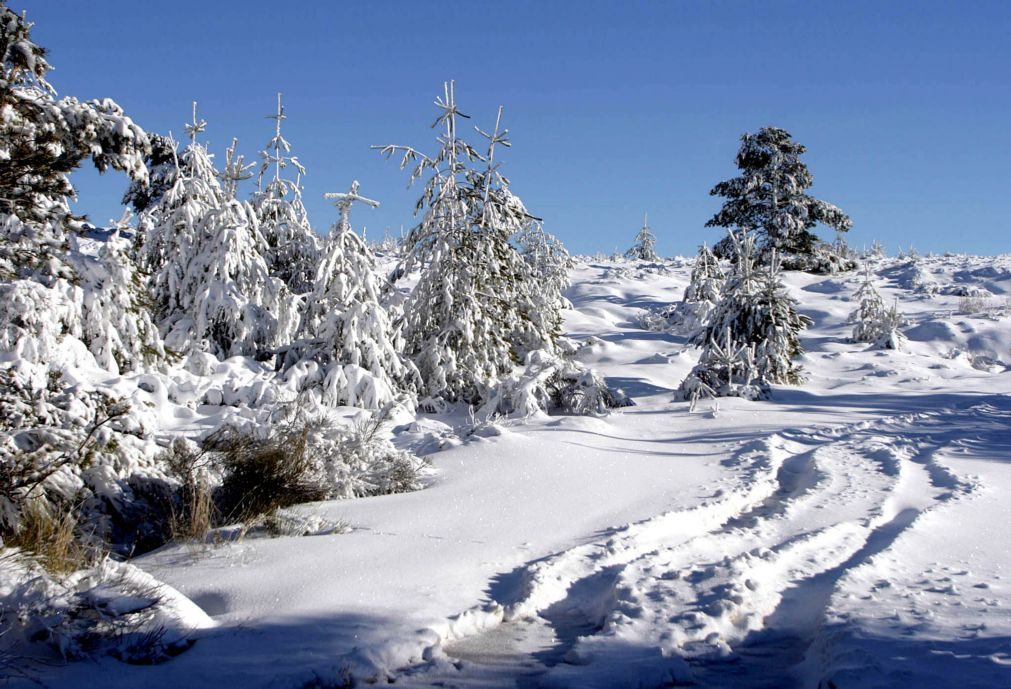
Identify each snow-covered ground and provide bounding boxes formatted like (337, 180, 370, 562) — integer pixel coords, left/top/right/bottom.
(34, 253, 1011, 688)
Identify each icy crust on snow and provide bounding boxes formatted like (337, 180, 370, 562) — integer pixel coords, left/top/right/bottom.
(15, 253, 1011, 688)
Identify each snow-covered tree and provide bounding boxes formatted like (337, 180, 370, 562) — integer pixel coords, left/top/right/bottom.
(678, 325, 761, 404)
(376, 83, 551, 404)
(625, 212, 659, 261)
(681, 233, 811, 399)
(250, 93, 320, 293)
(751, 254, 812, 384)
(849, 269, 906, 350)
(139, 104, 294, 357)
(290, 181, 417, 409)
(122, 133, 183, 214)
(657, 241, 724, 336)
(706, 127, 851, 265)
(0, 4, 149, 279)
(0, 5, 161, 374)
(512, 218, 572, 354)
(74, 217, 165, 374)
(218, 137, 255, 199)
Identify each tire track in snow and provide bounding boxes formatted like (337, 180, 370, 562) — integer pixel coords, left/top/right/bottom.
(399, 405, 984, 688)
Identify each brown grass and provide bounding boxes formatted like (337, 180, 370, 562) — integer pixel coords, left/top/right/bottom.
(5, 500, 91, 573)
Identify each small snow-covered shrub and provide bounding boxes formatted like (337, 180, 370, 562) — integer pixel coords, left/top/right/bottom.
(200, 409, 427, 527)
(313, 411, 428, 499)
(677, 327, 768, 407)
(638, 303, 680, 333)
(643, 243, 724, 337)
(849, 271, 907, 350)
(0, 365, 133, 554)
(0, 550, 204, 666)
(481, 350, 632, 418)
(956, 294, 1005, 316)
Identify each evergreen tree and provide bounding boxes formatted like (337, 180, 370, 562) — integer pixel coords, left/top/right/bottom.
(0, 5, 161, 374)
(122, 133, 184, 214)
(293, 181, 416, 409)
(849, 268, 906, 349)
(140, 104, 293, 357)
(218, 137, 256, 200)
(512, 217, 572, 354)
(706, 127, 851, 264)
(377, 83, 550, 404)
(663, 242, 724, 337)
(250, 93, 320, 294)
(625, 212, 659, 261)
(0, 3, 149, 279)
(682, 232, 811, 399)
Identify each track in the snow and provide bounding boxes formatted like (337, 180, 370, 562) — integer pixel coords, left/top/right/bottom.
(398, 402, 990, 689)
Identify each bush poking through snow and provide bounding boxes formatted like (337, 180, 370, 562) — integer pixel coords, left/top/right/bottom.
(162, 439, 215, 542)
(2, 500, 90, 574)
(181, 409, 428, 530)
(481, 350, 632, 418)
(209, 424, 328, 526)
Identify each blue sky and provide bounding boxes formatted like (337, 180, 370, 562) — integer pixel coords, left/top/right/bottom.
(17, 0, 1011, 256)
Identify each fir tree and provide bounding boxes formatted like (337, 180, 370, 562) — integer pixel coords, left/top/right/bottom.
(140, 104, 293, 357)
(0, 4, 149, 279)
(655, 241, 725, 337)
(122, 133, 183, 214)
(682, 233, 811, 399)
(250, 93, 320, 294)
(376, 83, 550, 404)
(706, 127, 851, 264)
(0, 5, 161, 374)
(512, 217, 572, 354)
(293, 181, 416, 409)
(625, 212, 659, 261)
(849, 268, 906, 349)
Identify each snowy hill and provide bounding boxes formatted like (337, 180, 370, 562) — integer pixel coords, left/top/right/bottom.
(20, 253, 1011, 689)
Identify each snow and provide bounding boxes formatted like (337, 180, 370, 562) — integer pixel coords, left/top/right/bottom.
(10, 253, 1011, 688)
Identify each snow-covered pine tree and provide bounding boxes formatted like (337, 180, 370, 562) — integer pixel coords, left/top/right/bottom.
(751, 253, 812, 384)
(512, 217, 572, 353)
(680, 233, 810, 399)
(377, 84, 550, 405)
(0, 3, 149, 280)
(0, 5, 162, 374)
(625, 212, 659, 261)
(219, 137, 255, 199)
(139, 104, 293, 357)
(250, 93, 320, 294)
(706, 127, 851, 267)
(74, 213, 165, 374)
(291, 181, 417, 409)
(122, 133, 184, 214)
(849, 268, 906, 350)
(656, 241, 724, 337)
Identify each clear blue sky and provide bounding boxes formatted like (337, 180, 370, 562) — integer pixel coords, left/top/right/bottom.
(16, 0, 1011, 256)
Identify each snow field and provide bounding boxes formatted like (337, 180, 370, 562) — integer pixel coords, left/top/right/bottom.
(24, 254, 1011, 689)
